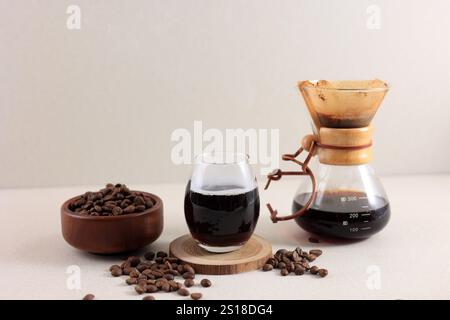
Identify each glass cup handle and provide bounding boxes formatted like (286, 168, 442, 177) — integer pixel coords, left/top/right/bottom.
(264, 141, 317, 223)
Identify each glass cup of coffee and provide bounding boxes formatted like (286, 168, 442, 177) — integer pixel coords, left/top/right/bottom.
(184, 152, 260, 253)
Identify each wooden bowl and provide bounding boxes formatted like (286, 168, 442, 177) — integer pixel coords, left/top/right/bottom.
(61, 192, 163, 254)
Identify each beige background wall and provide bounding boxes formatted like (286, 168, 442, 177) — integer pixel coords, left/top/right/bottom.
(1, 0, 450, 188)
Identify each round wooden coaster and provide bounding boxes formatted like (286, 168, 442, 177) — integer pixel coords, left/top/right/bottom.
(169, 234, 272, 275)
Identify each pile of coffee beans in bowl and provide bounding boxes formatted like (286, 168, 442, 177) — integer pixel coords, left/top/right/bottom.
(69, 183, 154, 216)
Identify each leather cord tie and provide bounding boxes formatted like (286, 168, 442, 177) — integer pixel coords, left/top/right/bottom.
(264, 139, 372, 223)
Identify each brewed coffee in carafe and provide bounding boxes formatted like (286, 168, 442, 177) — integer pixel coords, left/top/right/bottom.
(266, 80, 390, 239)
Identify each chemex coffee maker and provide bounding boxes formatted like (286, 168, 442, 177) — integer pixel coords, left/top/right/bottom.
(265, 80, 390, 239)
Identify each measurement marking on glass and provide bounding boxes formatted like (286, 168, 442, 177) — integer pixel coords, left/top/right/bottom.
(358, 196, 367, 200)
(363, 220, 369, 223)
(361, 213, 371, 217)
(360, 227, 371, 230)
(361, 205, 369, 208)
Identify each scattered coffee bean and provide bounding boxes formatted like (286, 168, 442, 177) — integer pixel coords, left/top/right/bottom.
(163, 274, 174, 281)
(294, 266, 305, 275)
(310, 266, 319, 275)
(126, 277, 138, 285)
(200, 279, 212, 288)
(129, 270, 140, 278)
(184, 279, 195, 287)
(144, 251, 155, 261)
(177, 288, 190, 296)
(161, 283, 171, 292)
(182, 272, 195, 279)
(318, 269, 328, 277)
(146, 285, 158, 293)
(191, 293, 202, 300)
(262, 264, 273, 271)
(123, 267, 134, 275)
(135, 285, 146, 295)
(142, 295, 155, 300)
(82, 293, 95, 300)
(108, 250, 203, 299)
(111, 267, 122, 277)
(263, 246, 328, 278)
(309, 249, 323, 257)
(109, 265, 120, 271)
(183, 264, 195, 274)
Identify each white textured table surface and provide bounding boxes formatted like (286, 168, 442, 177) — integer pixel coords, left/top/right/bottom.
(1, 175, 450, 300)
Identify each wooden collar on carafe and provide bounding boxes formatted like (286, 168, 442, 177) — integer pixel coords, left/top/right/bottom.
(302, 126, 373, 165)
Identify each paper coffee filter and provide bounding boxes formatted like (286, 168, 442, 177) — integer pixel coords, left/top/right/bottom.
(298, 80, 388, 129)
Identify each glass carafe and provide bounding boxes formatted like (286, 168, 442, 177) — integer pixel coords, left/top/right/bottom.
(292, 163, 390, 239)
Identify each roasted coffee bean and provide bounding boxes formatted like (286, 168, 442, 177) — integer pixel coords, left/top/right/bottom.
(145, 200, 154, 208)
(142, 269, 153, 277)
(191, 293, 202, 300)
(116, 193, 124, 200)
(144, 251, 155, 261)
(146, 285, 158, 293)
(151, 270, 164, 278)
(161, 283, 171, 292)
(200, 279, 211, 288)
(278, 262, 286, 269)
(123, 267, 135, 275)
(280, 268, 289, 276)
(292, 250, 301, 262)
(156, 251, 168, 258)
(266, 257, 277, 266)
(177, 288, 190, 296)
(155, 279, 167, 288)
(309, 249, 323, 257)
(124, 205, 136, 214)
(182, 272, 195, 279)
(138, 279, 148, 287)
(282, 256, 292, 265)
(318, 269, 328, 277)
(262, 264, 273, 271)
(294, 266, 305, 275)
(134, 196, 145, 206)
(128, 256, 141, 267)
(129, 270, 140, 278)
(169, 269, 180, 276)
(142, 295, 155, 300)
(135, 285, 146, 295)
(310, 266, 319, 275)
(82, 293, 95, 300)
(183, 264, 195, 274)
(136, 263, 150, 272)
(276, 249, 289, 256)
(136, 205, 146, 212)
(109, 265, 121, 271)
(300, 261, 311, 270)
(306, 254, 317, 262)
(163, 274, 174, 281)
(169, 280, 181, 290)
(112, 206, 123, 216)
(184, 279, 195, 287)
(155, 257, 164, 264)
(126, 277, 138, 285)
(138, 275, 148, 282)
(111, 267, 122, 277)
